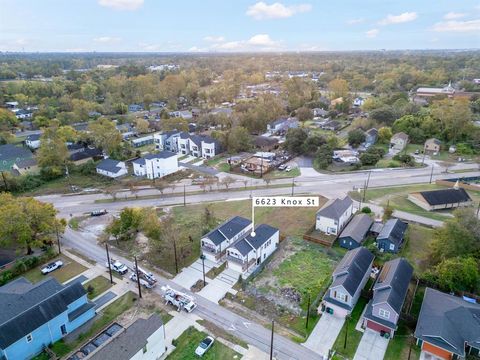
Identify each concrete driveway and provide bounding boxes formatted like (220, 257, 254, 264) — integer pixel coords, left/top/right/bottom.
(353, 329, 389, 360)
(303, 313, 345, 357)
(198, 267, 240, 303)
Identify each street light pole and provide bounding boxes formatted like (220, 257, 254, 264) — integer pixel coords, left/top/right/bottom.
(105, 243, 113, 284)
(173, 239, 179, 274)
(55, 223, 61, 254)
(134, 256, 142, 299)
(429, 164, 434, 184)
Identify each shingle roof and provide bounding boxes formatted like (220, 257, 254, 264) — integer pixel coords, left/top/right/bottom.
(0, 144, 32, 162)
(143, 151, 177, 160)
(0, 277, 89, 348)
(316, 196, 353, 220)
(331, 247, 374, 296)
(243, 224, 278, 250)
(418, 188, 472, 206)
(70, 147, 102, 161)
(15, 158, 38, 168)
(231, 238, 253, 256)
(339, 214, 373, 244)
(377, 219, 408, 247)
(87, 315, 163, 360)
(204, 216, 252, 246)
(414, 288, 480, 357)
(392, 132, 409, 141)
(26, 134, 40, 141)
(96, 159, 123, 173)
(372, 258, 413, 314)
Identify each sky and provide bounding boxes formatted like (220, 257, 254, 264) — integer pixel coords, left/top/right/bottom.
(0, 0, 479, 52)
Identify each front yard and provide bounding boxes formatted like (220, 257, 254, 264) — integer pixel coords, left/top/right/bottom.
(167, 326, 242, 360)
(22, 254, 87, 284)
(83, 276, 114, 300)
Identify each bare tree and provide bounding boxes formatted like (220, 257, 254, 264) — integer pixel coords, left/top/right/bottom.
(128, 181, 139, 199)
(263, 178, 272, 188)
(154, 180, 168, 196)
(243, 179, 248, 190)
(221, 176, 235, 191)
(105, 187, 118, 201)
(170, 182, 177, 194)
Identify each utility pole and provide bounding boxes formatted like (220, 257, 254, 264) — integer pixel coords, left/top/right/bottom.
(200, 254, 206, 287)
(429, 164, 434, 184)
(269, 320, 274, 360)
(173, 239, 179, 274)
(362, 171, 372, 202)
(55, 223, 61, 254)
(344, 315, 349, 349)
(0, 171, 8, 191)
(105, 244, 113, 284)
(305, 294, 311, 329)
(291, 177, 295, 196)
(134, 256, 142, 299)
(183, 184, 186, 206)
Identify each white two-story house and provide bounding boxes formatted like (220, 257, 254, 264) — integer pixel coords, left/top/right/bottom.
(316, 196, 356, 235)
(226, 224, 279, 275)
(154, 131, 221, 159)
(321, 247, 374, 317)
(132, 151, 178, 179)
(201, 216, 252, 263)
(25, 134, 41, 149)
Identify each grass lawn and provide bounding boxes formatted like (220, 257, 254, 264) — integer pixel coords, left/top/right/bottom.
(83, 276, 114, 300)
(52, 291, 138, 358)
(22, 254, 87, 284)
(23, 173, 114, 196)
(272, 245, 336, 309)
(384, 321, 421, 360)
(265, 167, 301, 179)
(410, 286, 426, 319)
(204, 155, 227, 167)
(332, 296, 368, 359)
(167, 326, 242, 360)
(400, 225, 435, 272)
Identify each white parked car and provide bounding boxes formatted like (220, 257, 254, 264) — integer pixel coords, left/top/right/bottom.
(195, 336, 214, 357)
(41, 260, 64, 275)
(106, 260, 128, 275)
(285, 166, 292, 172)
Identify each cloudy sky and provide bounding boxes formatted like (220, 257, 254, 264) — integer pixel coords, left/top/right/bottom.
(0, 0, 479, 52)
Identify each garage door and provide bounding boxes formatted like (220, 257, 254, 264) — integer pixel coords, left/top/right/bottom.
(366, 320, 391, 334)
(422, 342, 452, 360)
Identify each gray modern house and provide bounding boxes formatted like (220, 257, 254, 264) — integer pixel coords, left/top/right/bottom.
(321, 247, 374, 317)
(361, 258, 413, 338)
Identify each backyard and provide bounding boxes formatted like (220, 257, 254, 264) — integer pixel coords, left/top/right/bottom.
(167, 326, 242, 360)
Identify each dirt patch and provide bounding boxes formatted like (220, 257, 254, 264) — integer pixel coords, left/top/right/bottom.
(80, 214, 114, 236)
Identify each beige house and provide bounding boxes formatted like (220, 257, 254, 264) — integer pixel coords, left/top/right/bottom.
(390, 132, 409, 151)
(407, 187, 472, 211)
(424, 138, 441, 153)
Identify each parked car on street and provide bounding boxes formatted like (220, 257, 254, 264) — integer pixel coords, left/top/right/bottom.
(285, 166, 292, 172)
(91, 209, 108, 216)
(278, 164, 287, 170)
(106, 260, 128, 275)
(41, 260, 64, 274)
(195, 336, 214, 356)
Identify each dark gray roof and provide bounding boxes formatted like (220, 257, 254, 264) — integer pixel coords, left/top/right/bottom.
(377, 219, 408, 247)
(339, 214, 373, 244)
(143, 151, 176, 160)
(88, 315, 163, 360)
(419, 188, 472, 206)
(372, 258, 413, 314)
(0, 277, 88, 348)
(70, 147, 102, 162)
(231, 238, 253, 256)
(414, 288, 480, 357)
(26, 134, 40, 141)
(204, 216, 252, 246)
(15, 158, 38, 168)
(331, 247, 374, 296)
(96, 159, 123, 173)
(269, 118, 288, 127)
(132, 158, 145, 166)
(316, 196, 353, 220)
(243, 224, 279, 250)
(370, 222, 384, 234)
(0, 144, 32, 161)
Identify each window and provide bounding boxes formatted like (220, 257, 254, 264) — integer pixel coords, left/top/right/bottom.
(389, 244, 395, 251)
(26, 334, 33, 343)
(338, 293, 348, 302)
(379, 309, 390, 319)
(61, 324, 67, 335)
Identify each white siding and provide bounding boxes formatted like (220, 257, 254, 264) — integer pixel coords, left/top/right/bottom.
(130, 325, 166, 360)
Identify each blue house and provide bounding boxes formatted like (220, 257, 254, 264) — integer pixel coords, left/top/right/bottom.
(376, 219, 408, 253)
(0, 277, 96, 360)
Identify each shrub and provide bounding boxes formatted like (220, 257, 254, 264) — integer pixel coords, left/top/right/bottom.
(361, 206, 372, 214)
(87, 285, 95, 294)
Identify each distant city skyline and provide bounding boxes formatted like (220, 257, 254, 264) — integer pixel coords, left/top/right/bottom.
(1, 0, 479, 52)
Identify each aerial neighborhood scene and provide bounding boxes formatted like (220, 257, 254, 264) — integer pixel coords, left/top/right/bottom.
(1, 1, 480, 359)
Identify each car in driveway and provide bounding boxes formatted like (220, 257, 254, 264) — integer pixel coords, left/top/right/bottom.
(278, 164, 287, 171)
(41, 260, 64, 274)
(106, 260, 128, 275)
(195, 336, 214, 357)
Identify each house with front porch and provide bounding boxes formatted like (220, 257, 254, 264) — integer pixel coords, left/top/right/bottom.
(321, 247, 374, 317)
(201, 216, 252, 263)
(415, 287, 480, 360)
(361, 258, 413, 338)
(226, 224, 279, 275)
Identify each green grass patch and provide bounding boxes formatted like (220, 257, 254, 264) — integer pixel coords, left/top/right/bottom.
(22, 255, 87, 284)
(384, 321, 421, 360)
(400, 225, 435, 273)
(332, 297, 368, 359)
(167, 326, 242, 360)
(265, 167, 301, 179)
(273, 248, 336, 309)
(83, 276, 113, 300)
(196, 319, 248, 349)
(206, 262, 226, 279)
